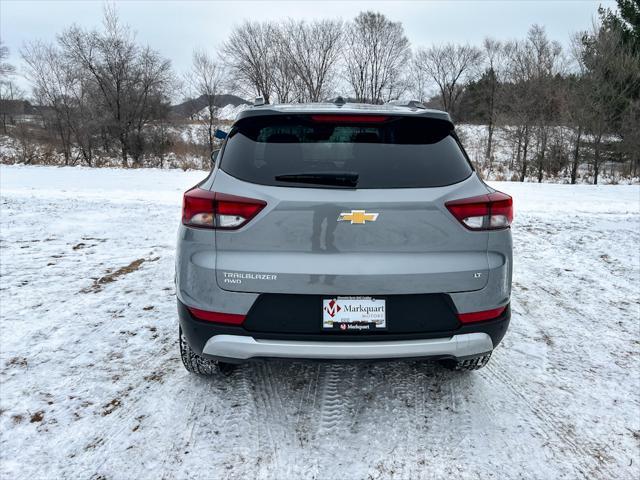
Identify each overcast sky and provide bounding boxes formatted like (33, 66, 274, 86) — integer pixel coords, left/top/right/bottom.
(2, 0, 616, 96)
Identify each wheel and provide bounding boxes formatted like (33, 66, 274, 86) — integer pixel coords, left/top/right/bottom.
(179, 328, 238, 376)
(180, 328, 217, 375)
(440, 352, 492, 371)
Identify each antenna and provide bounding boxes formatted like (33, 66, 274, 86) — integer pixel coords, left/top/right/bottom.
(325, 96, 346, 106)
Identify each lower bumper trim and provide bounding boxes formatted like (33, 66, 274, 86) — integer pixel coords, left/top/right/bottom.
(202, 332, 493, 360)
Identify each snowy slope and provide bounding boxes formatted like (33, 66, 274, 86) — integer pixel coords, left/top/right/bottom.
(1, 165, 639, 479)
(190, 103, 249, 122)
(216, 103, 249, 121)
(172, 103, 248, 146)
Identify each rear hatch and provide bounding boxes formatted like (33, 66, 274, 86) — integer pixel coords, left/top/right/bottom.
(213, 113, 490, 295)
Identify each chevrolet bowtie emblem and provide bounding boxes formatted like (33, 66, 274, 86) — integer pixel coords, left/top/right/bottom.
(337, 210, 379, 224)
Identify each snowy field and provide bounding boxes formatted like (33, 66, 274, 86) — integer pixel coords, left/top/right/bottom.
(1, 165, 639, 480)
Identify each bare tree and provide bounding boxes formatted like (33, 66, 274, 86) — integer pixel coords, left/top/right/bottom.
(278, 19, 343, 102)
(0, 41, 23, 134)
(271, 47, 299, 103)
(529, 25, 564, 182)
(501, 25, 563, 181)
(408, 52, 432, 104)
(223, 21, 275, 103)
(22, 41, 77, 163)
(566, 34, 593, 184)
(501, 41, 535, 181)
(482, 38, 504, 164)
(414, 43, 483, 118)
(187, 49, 225, 159)
(344, 12, 410, 103)
(59, 4, 172, 167)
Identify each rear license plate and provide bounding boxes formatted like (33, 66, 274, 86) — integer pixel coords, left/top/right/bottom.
(322, 297, 386, 331)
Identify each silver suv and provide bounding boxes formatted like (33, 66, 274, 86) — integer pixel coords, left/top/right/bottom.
(176, 100, 513, 375)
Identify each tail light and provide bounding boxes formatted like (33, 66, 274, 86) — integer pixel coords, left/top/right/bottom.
(457, 305, 507, 323)
(182, 187, 266, 230)
(445, 191, 513, 231)
(187, 306, 245, 325)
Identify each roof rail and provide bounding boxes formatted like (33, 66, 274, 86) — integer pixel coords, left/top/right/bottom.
(387, 99, 427, 110)
(253, 97, 266, 107)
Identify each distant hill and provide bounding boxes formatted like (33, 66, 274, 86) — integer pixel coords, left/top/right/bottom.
(171, 94, 249, 118)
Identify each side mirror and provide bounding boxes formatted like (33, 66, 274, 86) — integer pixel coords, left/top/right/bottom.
(211, 149, 221, 167)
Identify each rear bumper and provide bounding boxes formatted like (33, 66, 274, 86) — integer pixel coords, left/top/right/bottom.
(178, 299, 510, 362)
(202, 332, 493, 361)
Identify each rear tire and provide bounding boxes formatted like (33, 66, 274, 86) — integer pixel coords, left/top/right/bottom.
(180, 328, 237, 376)
(440, 352, 492, 371)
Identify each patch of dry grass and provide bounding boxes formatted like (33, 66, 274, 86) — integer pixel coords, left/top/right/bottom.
(81, 256, 159, 293)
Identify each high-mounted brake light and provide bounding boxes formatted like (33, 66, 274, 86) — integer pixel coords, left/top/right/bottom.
(311, 115, 389, 123)
(457, 306, 507, 323)
(445, 191, 513, 231)
(182, 187, 266, 230)
(187, 306, 245, 325)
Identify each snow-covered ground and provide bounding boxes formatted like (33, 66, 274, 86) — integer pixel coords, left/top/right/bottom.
(1, 165, 639, 479)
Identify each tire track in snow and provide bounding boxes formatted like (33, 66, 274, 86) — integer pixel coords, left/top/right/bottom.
(424, 367, 475, 476)
(410, 366, 431, 478)
(447, 363, 552, 479)
(214, 365, 257, 465)
(156, 382, 202, 477)
(249, 362, 288, 475)
(247, 362, 318, 479)
(193, 367, 261, 477)
(482, 362, 618, 479)
(360, 363, 475, 480)
(293, 363, 322, 448)
(297, 362, 331, 478)
(221, 366, 255, 436)
(383, 362, 426, 480)
(160, 366, 259, 479)
(316, 364, 359, 435)
(311, 363, 363, 478)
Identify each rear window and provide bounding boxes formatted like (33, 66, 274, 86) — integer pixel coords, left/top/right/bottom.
(219, 115, 472, 189)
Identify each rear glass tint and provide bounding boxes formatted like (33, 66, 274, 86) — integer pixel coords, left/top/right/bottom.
(219, 115, 472, 189)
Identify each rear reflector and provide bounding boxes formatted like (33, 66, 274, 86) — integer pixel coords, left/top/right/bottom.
(457, 306, 507, 323)
(311, 115, 389, 123)
(445, 191, 513, 231)
(187, 307, 246, 325)
(182, 187, 266, 230)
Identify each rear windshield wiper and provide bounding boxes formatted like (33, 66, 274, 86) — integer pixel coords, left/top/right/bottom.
(275, 172, 359, 187)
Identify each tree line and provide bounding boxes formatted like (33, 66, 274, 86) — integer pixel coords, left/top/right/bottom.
(0, 1, 638, 183)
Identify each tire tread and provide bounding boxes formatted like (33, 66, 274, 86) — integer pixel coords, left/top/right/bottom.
(180, 329, 217, 375)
